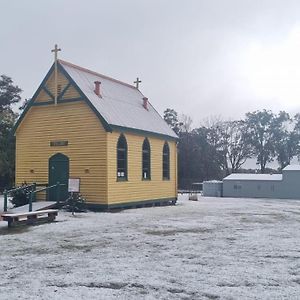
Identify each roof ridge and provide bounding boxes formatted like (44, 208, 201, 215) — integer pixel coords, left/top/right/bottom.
(58, 59, 137, 90)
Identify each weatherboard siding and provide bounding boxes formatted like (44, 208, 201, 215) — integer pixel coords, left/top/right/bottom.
(46, 71, 67, 97)
(107, 132, 177, 204)
(35, 89, 52, 103)
(15, 101, 108, 204)
(35, 70, 81, 103)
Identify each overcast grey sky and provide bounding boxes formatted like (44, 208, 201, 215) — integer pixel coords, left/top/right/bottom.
(1, 0, 300, 126)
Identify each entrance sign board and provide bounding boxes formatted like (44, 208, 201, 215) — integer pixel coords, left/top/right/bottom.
(50, 140, 68, 147)
(68, 178, 80, 192)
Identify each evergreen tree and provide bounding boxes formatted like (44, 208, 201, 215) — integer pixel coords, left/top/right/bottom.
(0, 75, 22, 191)
(163, 108, 182, 134)
(0, 110, 17, 190)
(245, 110, 290, 173)
(0, 75, 22, 113)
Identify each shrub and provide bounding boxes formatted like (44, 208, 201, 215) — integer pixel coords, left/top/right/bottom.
(10, 183, 35, 208)
(63, 193, 86, 215)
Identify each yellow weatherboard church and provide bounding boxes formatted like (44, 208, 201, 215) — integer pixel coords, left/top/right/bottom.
(13, 49, 178, 210)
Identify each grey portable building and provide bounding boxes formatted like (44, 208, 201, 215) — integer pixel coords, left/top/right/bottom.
(223, 165, 300, 199)
(203, 181, 223, 197)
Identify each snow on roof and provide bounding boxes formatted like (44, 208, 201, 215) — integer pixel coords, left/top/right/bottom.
(282, 165, 300, 171)
(203, 180, 223, 183)
(223, 173, 282, 181)
(59, 60, 178, 139)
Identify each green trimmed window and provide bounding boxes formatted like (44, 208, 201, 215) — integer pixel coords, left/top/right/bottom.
(117, 134, 127, 180)
(163, 142, 170, 180)
(142, 138, 151, 180)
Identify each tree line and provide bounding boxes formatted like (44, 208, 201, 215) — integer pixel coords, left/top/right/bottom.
(164, 108, 300, 189)
(1, 74, 300, 191)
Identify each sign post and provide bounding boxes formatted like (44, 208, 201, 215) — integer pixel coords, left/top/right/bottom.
(67, 178, 81, 215)
(68, 178, 80, 193)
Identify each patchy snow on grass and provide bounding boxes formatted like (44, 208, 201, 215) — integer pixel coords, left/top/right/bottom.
(0, 194, 300, 299)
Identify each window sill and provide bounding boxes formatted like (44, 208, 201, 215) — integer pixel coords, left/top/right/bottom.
(142, 178, 151, 181)
(163, 178, 170, 181)
(117, 178, 128, 182)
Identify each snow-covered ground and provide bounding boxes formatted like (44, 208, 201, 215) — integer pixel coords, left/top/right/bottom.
(0, 195, 300, 299)
(0, 194, 13, 212)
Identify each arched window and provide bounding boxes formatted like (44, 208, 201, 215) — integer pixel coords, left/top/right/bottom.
(117, 134, 127, 180)
(163, 142, 170, 180)
(142, 138, 151, 180)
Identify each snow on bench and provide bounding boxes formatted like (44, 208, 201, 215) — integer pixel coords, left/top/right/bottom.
(1, 209, 58, 227)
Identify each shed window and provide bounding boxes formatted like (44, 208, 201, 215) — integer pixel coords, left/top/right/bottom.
(142, 138, 151, 180)
(163, 142, 170, 180)
(234, 184, 242, 190)
(117, 134, 127, 180)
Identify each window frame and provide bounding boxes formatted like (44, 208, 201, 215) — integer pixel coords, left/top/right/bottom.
(116, 134, 128, 181)
(162, 142, 170, 180)
(142, 138, 151, 180)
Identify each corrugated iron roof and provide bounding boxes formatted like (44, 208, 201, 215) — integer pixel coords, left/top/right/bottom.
(59, 60, 178, 139)
(223, 173, 282, 181)
(282, 165, 300, 171)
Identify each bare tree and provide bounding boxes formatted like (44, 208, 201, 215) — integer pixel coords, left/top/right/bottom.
(179, 114, 193, 133)
(206, 119, 252, 175)
(227, 120, 252, 172)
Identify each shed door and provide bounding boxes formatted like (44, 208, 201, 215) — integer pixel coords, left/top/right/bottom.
(48, 153, 69, 201)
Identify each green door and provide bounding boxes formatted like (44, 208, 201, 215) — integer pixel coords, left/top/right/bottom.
(48, 153, 69, 201)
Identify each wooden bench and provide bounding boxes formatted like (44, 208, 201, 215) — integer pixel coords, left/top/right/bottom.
(1, 209, 58, 227)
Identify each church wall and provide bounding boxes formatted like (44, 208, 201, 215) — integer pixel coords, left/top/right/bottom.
(15, 63, 178, 208)
(15, 101, 108, 204)
(107, 131, 177, 205)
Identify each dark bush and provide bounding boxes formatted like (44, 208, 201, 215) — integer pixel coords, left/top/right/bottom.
(10, 183, 35, 208)
(63, 193, 86, 215)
